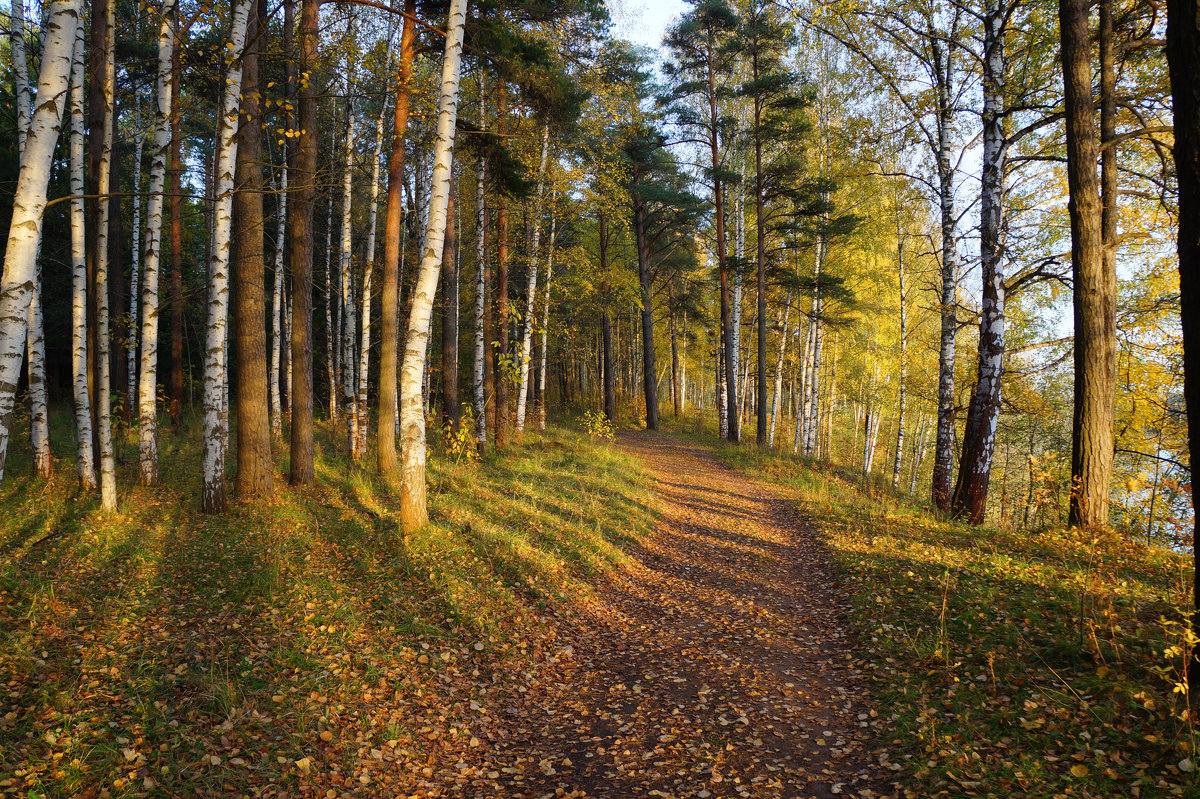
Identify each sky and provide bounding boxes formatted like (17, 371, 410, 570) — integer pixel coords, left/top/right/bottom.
(607, 0, 689, 54)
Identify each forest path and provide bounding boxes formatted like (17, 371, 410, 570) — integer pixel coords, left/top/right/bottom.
(475, 431, 890, 799)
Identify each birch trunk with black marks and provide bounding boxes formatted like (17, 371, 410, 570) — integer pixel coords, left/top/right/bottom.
(399, 0, 466, 532)
(892, 218, 908, 490)
(270, 168, 287, 440)
(515, 124, 550, 432)
(68, 21, 96, 489)
(537, 213, 556, 431)
(201, 0, 251, 513)
(472, 87, 488, 452)
(128, 55, 144, 409)
(14, 0, 50, 479)
(768, 292, 791, 449)
(93, 0, 116, 508)
(930, 33, 960, 513)
(339, 77, 358, 456)
(357, 87, 387, 458)
(952, 0, 1006, 523)
(138, 0, 176, 486)
(0, 0, 80, 484)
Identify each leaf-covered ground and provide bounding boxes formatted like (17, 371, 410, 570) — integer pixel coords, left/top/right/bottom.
(0, 416, 656, 798)
(708, 435, 1197, 799)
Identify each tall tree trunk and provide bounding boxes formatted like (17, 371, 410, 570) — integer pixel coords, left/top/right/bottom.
(378, 0, 416, 475)
(270, 167, 287, 440)
(494, 82, 511, 448)
(732, 178, 743, 422)
(892, 226, 908, 490)
(168, 48, 184, 427)
(93, 0, 116, 508)
(753, 97, 768, 444)
(537, 213, 555, 430)
(288, 0, 318, 485)
(0, 0, 80, 484)
(441, 185, 459, 427)
(339, 79, 359, 456)
(11, 0, 30, 147)
(1060, 0, 1114, 528)
(357, 95, 385, 458)
(952, 1, 1006, 523)
(138, 0, 176, 486)
(68, 21, 96, 490)
(515, 124, 550, 432)
(128, 48, 144, 419)
(768, 292, 791, 449)
(931, 37, 960, 513)
(668, 281, 681, 418)
(202, 0, 251, 513)
(233, 0, 271, 499)
(1165, 0, 1200, 682)
(472, 85, 489, 452)
(24, 11, 49, 480)
(399, 0, 466, 532)
(634, 199, 658, 430)
(324, 196, 337, 422)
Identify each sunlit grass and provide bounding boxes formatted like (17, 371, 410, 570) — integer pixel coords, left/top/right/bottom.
(705, 429, 1196, 798)
(0, 407, 655, 797)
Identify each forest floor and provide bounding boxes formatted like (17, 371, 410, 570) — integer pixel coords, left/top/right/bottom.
(462, 430, 892, 798)
(1, 413, 1195, 798)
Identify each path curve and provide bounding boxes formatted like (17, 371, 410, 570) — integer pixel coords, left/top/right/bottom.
(473, 432, 891, 799)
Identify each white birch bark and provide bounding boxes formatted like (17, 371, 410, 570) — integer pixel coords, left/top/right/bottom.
(270, 167, 287, 440)
(138, 0, 176, 486)
(731, 178, 743, 410)
(0, 0, 78, 482)
(339, 79, 358, 455)
(128, 69, 144, 405)
(767, 292, 791, 449)
(0, 0, 80, 484)
(11, 0, 31, 152)
(515, 123, 550, 431)
(94, 0, 116, 507)
(399, 0, 466, 532)
(793, 312, 813, 455)
(67, 22, 95, 488)
(324, 194, 336, 421)
(357, 92, 387, 458)
(537, 212, 555, 430)
(892, 222, 908, 489)
(14, 0, 49, 478)
(472, 89, 487, 449)
(200, 0, 251, 513)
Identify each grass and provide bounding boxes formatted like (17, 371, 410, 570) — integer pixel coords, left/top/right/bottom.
(693, 425, 1198, 798)
(0, 407, 655, 798)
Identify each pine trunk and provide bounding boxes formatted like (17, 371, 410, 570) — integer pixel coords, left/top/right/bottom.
(287, 0, 318, 485)
(232, 0, 272, 499)
(1060, 0, 1114, 528)
(377, 0, 416, 475)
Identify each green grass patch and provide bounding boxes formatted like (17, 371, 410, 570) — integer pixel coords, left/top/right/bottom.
(704, 431, 1197, 799)
(0, 409, 655, 797)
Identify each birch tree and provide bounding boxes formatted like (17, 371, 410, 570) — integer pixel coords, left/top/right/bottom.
(472, 86, 489, 452)
(399, 0, 467, 533)
(68, 20, 95, 490)
(537, 212, 557, 430)
(138, 0, 176, 486)
(93, 0, 117, 508)
(0, 0, 80, 484)
(201, 0, 252, 513)
(515, 124, 551, 432)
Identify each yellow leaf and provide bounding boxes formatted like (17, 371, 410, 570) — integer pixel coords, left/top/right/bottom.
(1069, 764, 1089, 778)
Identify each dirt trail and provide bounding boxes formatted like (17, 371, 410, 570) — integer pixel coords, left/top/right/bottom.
(472, 432, 892, 798)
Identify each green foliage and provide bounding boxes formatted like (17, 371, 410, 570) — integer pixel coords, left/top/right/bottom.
(580, 409, 616, 441)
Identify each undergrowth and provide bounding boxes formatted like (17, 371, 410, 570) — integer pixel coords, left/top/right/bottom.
(0, 409, 655, 798)
(706, 433, 1196, 799)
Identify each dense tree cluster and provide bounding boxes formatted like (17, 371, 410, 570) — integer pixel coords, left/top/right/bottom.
(0, 0, 1195, 560)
